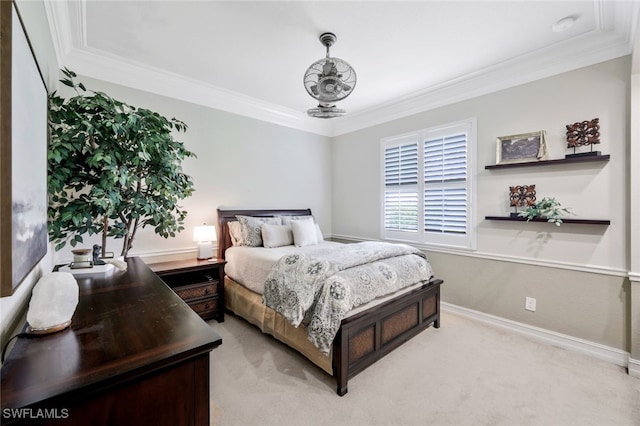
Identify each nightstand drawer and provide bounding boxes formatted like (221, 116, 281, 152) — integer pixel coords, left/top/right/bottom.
(189, 298, 218, 316)
(149, 258, 226, 322)
(175, 281, 218, 301)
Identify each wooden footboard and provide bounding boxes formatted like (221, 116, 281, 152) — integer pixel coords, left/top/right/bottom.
(332, 278, 442, 396)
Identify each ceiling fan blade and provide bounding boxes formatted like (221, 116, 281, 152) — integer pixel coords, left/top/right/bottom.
(322, 60, 336, 77)
(340, 82, 352, 92)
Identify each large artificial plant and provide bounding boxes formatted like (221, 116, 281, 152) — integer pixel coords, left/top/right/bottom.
(47, 68, 196, 257)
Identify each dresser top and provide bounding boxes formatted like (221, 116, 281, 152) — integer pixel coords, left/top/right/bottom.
(147, 257, 226, 275)
(0, 257, 222, 408)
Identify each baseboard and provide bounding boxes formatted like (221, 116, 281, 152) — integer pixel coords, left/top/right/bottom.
(629, 358, 640, 378)
(441, 302, 630, 368)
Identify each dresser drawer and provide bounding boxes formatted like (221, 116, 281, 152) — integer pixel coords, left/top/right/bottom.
(174, 281, 218, 301)
(188, 298, 218, 317)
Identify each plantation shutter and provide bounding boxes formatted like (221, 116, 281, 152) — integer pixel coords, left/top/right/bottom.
(423, 133, 467, 234)
(384, 142, 418, 232)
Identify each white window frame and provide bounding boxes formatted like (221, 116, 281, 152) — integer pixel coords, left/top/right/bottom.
(380, 118, 477, 250)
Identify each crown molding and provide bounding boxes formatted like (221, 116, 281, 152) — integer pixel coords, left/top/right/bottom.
(61, 46, 334, 136)
(332, 0, 639, 136)
(43, 1, 333, 137)
(44, 0, 639, 138)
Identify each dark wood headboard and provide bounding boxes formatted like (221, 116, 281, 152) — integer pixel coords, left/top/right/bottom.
(216, 208, 312, 260)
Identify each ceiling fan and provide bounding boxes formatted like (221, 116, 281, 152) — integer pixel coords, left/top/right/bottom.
(303, 32, 357, 119)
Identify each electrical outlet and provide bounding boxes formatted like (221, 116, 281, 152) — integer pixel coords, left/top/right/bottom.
(525, 297, 536, 312)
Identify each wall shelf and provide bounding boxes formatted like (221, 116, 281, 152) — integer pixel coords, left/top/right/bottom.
(485, 154, 610, 170)
(485, 216, 610, 225)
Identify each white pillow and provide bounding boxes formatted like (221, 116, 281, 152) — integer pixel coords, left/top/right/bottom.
(291, 218, 317, 247)
(262, 224, 293, 248)
(228, 221, 244, 246)
(315, 223, 324, 242)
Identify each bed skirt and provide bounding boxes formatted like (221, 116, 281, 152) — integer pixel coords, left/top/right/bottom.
(224, 276, 333, 374)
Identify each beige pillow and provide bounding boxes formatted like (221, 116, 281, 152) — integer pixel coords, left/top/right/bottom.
(228, 221, 244, 246)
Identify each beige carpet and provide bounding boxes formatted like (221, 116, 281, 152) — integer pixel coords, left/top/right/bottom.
(209, 311, 640, 426)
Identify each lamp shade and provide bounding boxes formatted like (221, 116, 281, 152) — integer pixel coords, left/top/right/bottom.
(193, 225, 216, 242)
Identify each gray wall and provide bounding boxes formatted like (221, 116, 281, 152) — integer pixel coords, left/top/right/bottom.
(332, 57, 631, 351)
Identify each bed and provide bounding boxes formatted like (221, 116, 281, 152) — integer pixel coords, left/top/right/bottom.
(217, 208, 443, 396)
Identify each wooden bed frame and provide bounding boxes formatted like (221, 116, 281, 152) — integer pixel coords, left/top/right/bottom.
(217, 208, 443, 396)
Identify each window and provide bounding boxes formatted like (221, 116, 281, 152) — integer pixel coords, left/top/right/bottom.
(381, 119, 476, 250)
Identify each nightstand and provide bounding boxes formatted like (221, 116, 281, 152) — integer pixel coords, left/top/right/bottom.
(149, 258, 226, 322)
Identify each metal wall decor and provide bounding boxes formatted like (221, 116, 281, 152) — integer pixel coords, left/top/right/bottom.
(565, 118, 600, 158)
(509, 185, 536, 217)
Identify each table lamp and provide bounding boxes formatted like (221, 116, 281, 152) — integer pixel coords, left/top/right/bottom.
(193, 224, 216, 259)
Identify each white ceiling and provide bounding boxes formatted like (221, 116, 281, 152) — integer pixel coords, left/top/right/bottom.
(44, 0, 639, 136)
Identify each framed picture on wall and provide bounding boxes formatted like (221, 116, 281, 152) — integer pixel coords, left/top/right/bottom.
(496, 130, 548, 165)
(0, 1, 48, 296)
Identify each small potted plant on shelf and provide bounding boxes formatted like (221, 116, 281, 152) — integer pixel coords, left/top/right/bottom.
(518, 197, 571, 226)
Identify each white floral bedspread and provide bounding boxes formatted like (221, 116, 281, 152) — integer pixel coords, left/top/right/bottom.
(262, 241, 433, 354)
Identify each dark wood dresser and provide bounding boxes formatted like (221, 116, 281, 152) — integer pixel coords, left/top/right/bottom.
(0, 257, 222, 425)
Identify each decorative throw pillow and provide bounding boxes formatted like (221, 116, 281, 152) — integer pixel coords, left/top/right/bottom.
(236, 215, 281, 247)
(261, 224, 294, 248)
(228, 221, 244, 246)
(291, 218, 318, 247)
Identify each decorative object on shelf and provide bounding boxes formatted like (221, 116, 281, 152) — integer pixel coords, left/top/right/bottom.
(48, 68, 196, 259)
(193, 224, 217, 259)
(25, 272, 79, 335)
(92, 244, 111, 265)
(70, 248, 93, 269)
(565, 118, 600, 158)
(496, 131, 548, 165)
(518, 197, 571, 226)
(509, 185, 536, 217)
(304, 32, 356, 118)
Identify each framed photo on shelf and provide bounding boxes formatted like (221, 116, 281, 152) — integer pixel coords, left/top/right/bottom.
(496, 131, 548, 165)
